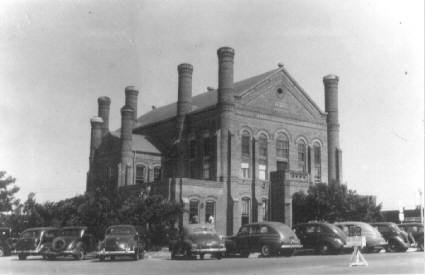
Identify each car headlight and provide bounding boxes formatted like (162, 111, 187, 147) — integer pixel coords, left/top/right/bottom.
(334, 238, 344, 245)
(119, 243, 127, 250)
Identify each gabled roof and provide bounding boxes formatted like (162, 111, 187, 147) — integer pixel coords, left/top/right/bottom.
(133, 66, 324, 130)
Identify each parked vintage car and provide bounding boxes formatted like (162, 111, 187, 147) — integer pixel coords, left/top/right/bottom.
(293, 222, 347, 254)
(0, 227, 18, 256)
(14, 227, 58, 260)
(169, 224, 226, 260)
(42, 226, 97, 260)
(370, 222, 409, 252)
(97, 225, 144, 261)
(398, 223, 424, 251)
(225, 221, 302, 257)
(335, 221, 387, 253)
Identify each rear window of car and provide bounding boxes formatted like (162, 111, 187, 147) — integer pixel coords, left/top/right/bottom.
(21, 230, 41, 239)
(106, 226, 135, 235)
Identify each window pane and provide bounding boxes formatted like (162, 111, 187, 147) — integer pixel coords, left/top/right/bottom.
(259, 135, 267, 158)
(189, 200, 199, 224)
(276, 135, 289, 159)
(153, 167, 161, 182)
(205, 201, 215, 224)
(242, 132, 250, 157)
(136, 165, 145, 183)
(203, 137, 211, 158)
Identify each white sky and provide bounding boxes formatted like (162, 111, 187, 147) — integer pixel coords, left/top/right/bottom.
(0, 0, 423, 210)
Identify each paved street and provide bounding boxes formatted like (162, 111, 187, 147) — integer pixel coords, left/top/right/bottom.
(1, 250, 423, 275)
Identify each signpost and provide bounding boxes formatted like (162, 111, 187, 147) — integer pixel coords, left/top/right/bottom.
(346, 226, 368, 267)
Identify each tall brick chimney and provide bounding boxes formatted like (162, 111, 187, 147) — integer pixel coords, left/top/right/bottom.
(217, 46, 235, 235)
(323, 74, 342, 184)
(176, 63, 193, 177)
(119, 104, 134, 187)
(97, 96, 111, 136)
(87, 116, 103, 191)
(125, 86, 139, 121)
(217, 47, 235, 181)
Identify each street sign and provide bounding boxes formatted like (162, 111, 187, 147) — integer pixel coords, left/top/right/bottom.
(346, 226, 368, 267)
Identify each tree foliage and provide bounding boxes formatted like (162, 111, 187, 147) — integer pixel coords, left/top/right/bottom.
(0, 171, 20, 212)
(293, 181, 383, 224)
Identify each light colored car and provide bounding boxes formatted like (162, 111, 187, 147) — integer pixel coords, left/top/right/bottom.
(335, 221, 387, 253)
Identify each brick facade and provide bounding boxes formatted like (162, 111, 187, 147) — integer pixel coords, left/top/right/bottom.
(86, 47, 342, 236)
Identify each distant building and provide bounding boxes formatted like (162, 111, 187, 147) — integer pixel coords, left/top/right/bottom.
(86, 47, 343, 235)
(381, 207, 424, 223)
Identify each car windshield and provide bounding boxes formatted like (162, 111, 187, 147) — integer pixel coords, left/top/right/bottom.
(329, 225, 346, 236)
(190, 226, 216, 234)
(106, 226, 135, 235)
(58, 228, 82, 237)
(21, 230, 41, 239)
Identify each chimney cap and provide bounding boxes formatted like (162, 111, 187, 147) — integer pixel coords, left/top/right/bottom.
(125, 86, 139, 95)
(177, 63, 193, 74)
(90, 116, 104, 124)
(323, 74, 339, 81)
(97, 96, 111, 104)
(277, 62, 284, 68)
(217, 47, 235, 58)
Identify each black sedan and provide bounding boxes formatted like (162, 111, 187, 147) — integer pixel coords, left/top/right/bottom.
(169, 224, 226, 260)
(398, 223, 424, 251)
(97, 225, 144, 261)
(225, 221, 302, 257)
(370, 222, 409, 252)
(14, 227, 58, 260)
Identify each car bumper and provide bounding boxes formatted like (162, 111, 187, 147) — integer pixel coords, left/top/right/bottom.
(97, 250, 136, 256)
(43, 250, 79, 257)
(13, 249, 42, 255)
(280, 244, 303, 249)
(190, 247, 226, 254)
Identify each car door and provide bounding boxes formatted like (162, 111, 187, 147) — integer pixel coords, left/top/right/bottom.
(236, 225, 250, 252)
(302, 225, 318, 249)
(249, 225, 261, 252)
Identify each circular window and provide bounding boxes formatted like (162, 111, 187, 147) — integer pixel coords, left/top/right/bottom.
(276, 88, 285, 98)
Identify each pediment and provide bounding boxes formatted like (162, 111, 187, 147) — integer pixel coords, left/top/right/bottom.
(238, 70, 324, 121)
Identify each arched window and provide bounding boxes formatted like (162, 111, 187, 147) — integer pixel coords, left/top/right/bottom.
(205, 200, 216, 224)
(276, 134, 289, 171)
(136, 164, 146, 184)
(258, 134, 268, 180)
(241, 130, 251, 179)
(297, 140, 306, 172)
(153, 166, 161, 183)
(189, 199, 200, 224)
(241, 197, 251, 225)
(313, 143, 321, 183)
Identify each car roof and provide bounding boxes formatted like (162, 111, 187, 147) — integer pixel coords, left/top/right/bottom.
(59, 226, 87, 230)
(22, 227, 58, 232)
(398, 223, 423, 227)
(241, 221, 289, 227)
(370, 222, 395, 225)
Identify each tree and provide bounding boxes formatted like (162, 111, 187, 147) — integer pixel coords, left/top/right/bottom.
(292, 181, 383, 224)
(0, 171, 20, 212)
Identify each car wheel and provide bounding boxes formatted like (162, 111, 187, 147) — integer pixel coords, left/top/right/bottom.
(215, 253, 222, 260)
(386, 241, 397, 253)
(99, 256, 105, 262)
(0, 246, 5, 257)
(418, 243, 424, 251)
(133, 249, 140, 261)
(318, 243, 330, 255)
(18, 253, 27, 260)
(260, 244, 272, 257)
(73, 250, 85, 260)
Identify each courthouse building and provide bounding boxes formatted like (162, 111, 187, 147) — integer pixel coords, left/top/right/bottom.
(86, 47, 343, 235)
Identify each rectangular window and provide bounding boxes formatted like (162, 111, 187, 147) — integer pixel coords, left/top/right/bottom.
(203, 162, 210, 179)
(262, 199, 268, 221)
(276, 139, 289, 159)
(205, 201, 215, 224)
(314, 145, 321, 182)
(189, 140, 196, 159)
(153, 167, 161, 182)
(241, 162, 250, 179)
(242, 135, 250, 157)
(136, 165, 145, 184)
(259, 140, 267, 158)
(259, 164, 267, 180)
(298, 143, 306, 172)
(241, 198, 250, 225)
(203, 137, 211, 158)
(189, 200, 199, 224)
